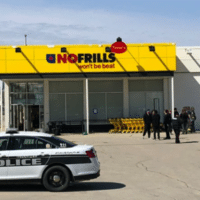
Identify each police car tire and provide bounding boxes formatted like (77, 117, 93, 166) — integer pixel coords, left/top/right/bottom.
(43, 165, 70, 192)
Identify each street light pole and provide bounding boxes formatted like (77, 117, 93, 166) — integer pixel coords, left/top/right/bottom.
(25, 34, 27, 46)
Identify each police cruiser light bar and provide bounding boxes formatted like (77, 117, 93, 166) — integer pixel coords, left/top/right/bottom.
(0, 131, 100, 192)
(6, 128, 19, 133)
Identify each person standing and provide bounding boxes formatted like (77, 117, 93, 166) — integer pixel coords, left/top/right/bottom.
(174, 108, 179, 117)
(169, 110, 173, 135)
(164, 110, 171, 139)
(190, 107, 196, 133)
(172, 113, 182, 143)
(180, 108, 189, 134)
(143, 110, 152, 139)
(152, 110, 160, 140)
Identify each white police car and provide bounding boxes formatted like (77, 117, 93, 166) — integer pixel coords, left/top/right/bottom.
(0, 128, 100, 191)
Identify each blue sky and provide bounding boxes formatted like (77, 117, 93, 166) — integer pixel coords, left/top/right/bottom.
(0, 0, 200, 46)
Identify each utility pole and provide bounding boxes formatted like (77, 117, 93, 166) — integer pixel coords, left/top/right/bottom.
(25, 34, 27, 46)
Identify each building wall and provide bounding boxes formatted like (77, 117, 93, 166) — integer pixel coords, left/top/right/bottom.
(175, 47, 200, 130)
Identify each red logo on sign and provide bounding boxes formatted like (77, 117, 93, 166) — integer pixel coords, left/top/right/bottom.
(111, 41, 127, 54)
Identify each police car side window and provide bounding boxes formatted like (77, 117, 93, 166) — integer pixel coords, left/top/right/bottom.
(0, 138, 9, 151)
(37, 139, 56, 149)
(10, 137, 37, 150)
(40, 136, 77, 148)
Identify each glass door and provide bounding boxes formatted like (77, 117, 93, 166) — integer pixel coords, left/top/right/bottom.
(10, 104, 44, 131)
(10, 105, 25, 131)
(28, 105, 40, 131)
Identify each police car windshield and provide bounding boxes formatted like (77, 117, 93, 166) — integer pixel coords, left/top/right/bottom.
(41, 136, 77, 148)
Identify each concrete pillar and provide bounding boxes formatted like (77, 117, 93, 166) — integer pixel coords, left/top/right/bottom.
(83, 79, 89, 134)
(163, 78, 169, 110)
(1, 82, 2, 132)
(4, 81, 9, 130)
(168, 77, 172, 109)
(44, 80, 49, 132)
(171, 76, 175, 119)
(123, 78, 129, 118)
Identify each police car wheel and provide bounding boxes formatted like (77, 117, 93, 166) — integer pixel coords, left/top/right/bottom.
(43, 166, 70, 192)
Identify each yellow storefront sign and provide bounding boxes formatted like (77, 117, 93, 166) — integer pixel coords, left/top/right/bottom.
(0, 43, 176, 74)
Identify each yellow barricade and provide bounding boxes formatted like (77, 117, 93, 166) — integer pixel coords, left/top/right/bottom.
(109, 118, 145, 134)
(121, 118, 128, 133)
(108, 119, 118, 133)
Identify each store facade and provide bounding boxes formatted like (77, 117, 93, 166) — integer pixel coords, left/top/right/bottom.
(0, 42, 176, 133)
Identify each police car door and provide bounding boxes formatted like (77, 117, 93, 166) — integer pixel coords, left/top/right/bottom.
(0, 137, 9, 179)
(7, 136, 51, 179)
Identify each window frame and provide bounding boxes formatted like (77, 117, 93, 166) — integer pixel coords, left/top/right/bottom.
(7, 136, 56, 150)
(0, 137, 10, 151)
(40, 136, 77, 148)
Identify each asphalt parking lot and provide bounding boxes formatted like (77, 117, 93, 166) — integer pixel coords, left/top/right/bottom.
(1, 132, 200, 200)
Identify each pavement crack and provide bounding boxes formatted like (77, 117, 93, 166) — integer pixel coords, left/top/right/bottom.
(136, 160, 200, 193)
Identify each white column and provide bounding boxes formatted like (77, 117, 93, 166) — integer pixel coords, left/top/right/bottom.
(163, 78, 169, 110)
(4, 81, 9, 130)
(83, 79, 89, 134)
(168, 77, 172, 110)
(171, 76, 175, 119)
(123, 78, 129, 118)
(44, 80, 49, 132)
(1, 82, 2, 132)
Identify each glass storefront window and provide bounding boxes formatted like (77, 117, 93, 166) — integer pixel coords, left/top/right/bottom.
(10, 83, 26, 93)
(10, 93, 26, 105)
(10, 82, 44, 105)
(27, 93, 44, 105)
(9, 82, 44, 131)
(27, 82, 43, 93)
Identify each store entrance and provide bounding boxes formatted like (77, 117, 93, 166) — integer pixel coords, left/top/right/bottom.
(28, 105, 39, 131)
(10, 105, 41, 131)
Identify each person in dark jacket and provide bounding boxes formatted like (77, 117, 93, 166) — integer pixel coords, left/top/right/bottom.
(172, 113, 182, 143)
(174, 108, 179, 117)
(180, 108, 189, 134)
(143, 110, 152, 139)
(190, 107, 196, 133)
(163, 109, 171, 139)
(152, 110, 160, 140)
(169, 110, 173, 135)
